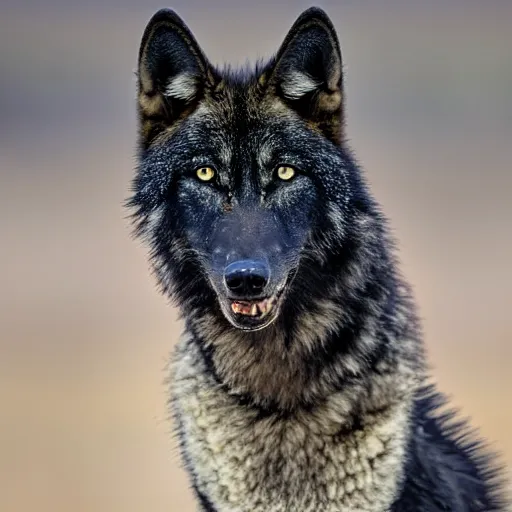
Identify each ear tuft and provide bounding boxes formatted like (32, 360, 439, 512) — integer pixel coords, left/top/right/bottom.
(281, 71, 321, 100)
(164, 72, 199, 102)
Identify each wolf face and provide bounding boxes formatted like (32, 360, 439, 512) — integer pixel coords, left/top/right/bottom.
(129, 8, 368, 334)
(150, 113, 323, 332)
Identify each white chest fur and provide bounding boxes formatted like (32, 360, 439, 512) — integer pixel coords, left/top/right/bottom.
(171, 337, 410, 512)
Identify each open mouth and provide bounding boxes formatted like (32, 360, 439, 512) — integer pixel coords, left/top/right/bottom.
(230, 295, 278, 319)
(223, 287, 287, 331)
(216, 273, 295, 331)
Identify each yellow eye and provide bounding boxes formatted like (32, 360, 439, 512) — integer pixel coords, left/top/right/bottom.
(276, 165, 296, 181)
(196, 166, 215, 182)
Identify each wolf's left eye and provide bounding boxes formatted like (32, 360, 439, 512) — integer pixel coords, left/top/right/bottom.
(196, 166, 216, 182)
(276, 165, 296, 181)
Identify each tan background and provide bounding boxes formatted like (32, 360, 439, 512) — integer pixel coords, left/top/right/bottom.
(0, 1, 510, 510)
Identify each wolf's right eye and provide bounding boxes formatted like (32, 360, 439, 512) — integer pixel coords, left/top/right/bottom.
(196, 166, 216, 182)
(276, 165, 297, 181)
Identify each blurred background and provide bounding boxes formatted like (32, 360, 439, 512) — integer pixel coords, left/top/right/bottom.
(0, 0, 511, 510)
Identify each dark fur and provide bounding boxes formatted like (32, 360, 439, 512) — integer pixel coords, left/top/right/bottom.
(128, 7, 509, 511)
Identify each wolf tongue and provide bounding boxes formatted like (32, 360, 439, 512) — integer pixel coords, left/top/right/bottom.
(231, 300, 260, 316)
(232, 298, 274, 317)
(232, 301, 254, 315)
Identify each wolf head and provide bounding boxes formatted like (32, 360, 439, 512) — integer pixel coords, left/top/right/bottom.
(128, 8, 404, 407)
(131, 7, 372, 323)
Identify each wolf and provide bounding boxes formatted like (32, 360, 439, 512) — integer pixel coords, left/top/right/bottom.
(128, 6, 509, 511)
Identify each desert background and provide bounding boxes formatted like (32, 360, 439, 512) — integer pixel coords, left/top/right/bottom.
(0, 1, 511, 510)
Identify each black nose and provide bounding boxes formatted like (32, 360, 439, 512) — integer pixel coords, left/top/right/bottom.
(224, 260, 270, 298)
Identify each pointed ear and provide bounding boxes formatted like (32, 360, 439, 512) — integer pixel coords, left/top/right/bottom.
(137, 9, 217, 149)
(262, 8, 344, 144)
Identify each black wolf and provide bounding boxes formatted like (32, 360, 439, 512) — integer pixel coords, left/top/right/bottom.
(128, 7, 509, 511)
